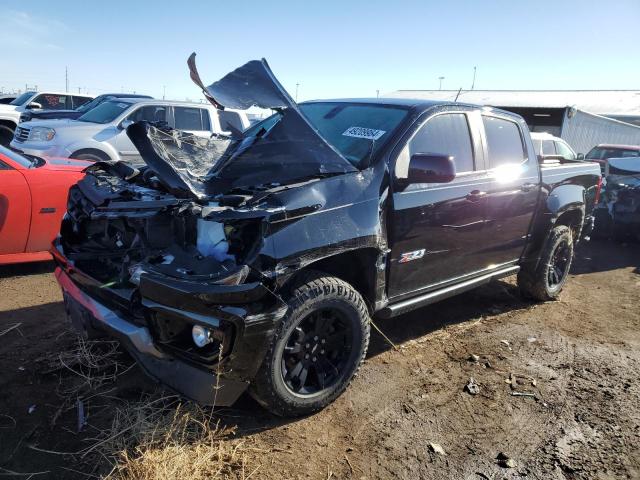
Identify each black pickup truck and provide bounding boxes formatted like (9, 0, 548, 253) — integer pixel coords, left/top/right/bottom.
(52, 57, 601, 417)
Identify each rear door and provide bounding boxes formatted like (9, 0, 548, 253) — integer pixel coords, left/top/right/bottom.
(480, 114, 540, 267)
(388, 108, 493, 299)
(0, 158, 31, 255)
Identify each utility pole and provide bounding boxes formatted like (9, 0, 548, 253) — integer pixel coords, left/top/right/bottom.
(438, 76, 445, 90)
(65, 66, 69, 92)
(163, 85, 166, 100)
(295, 82, 299, 102)
(471, 66, 477, 90)
(376, 89, 380, 98)
(78, 87, 81, 94)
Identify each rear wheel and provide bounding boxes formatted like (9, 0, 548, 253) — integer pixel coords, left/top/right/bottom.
(249, 274, 370, 417)
(518, 225, 574, 301)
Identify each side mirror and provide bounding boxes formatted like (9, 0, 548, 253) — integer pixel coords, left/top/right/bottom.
(577, 153, 585, 160)
(26, 102, 42, 110)
(119, 119, 134, 130)
(408, 153, 456, 183)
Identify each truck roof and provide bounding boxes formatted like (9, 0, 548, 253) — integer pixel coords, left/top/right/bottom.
(593, 143, 640, 150)
(301, 97, 520, 118)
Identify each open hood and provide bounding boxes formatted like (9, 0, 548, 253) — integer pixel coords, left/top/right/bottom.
(126, 55, 356, 200)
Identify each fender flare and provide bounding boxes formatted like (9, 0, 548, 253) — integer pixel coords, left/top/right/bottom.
(66, 140, 120, 161)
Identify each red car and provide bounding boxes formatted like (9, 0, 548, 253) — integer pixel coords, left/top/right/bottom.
(0, 146, 89, 264)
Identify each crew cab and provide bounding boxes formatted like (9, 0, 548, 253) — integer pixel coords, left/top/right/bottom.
(52, 57, 602, 417)
(0, 146, 89, 264)
(10, 99, 250, 163)
(0, 91, 93, 147)
(19, 93, 153, 123)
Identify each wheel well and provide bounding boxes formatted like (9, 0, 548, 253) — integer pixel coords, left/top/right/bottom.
(0, 119, 17, 131)
(70, 148, 111, 161)
(283, 248, 380, 313)
(555, 209, 583, 242)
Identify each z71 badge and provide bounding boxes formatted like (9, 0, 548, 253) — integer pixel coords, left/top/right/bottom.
(399, 249, 426, 263)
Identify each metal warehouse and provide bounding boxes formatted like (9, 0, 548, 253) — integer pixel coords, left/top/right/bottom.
(386, 89, 640, 154)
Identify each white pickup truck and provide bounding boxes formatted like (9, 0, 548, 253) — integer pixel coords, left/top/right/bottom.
(10, 98, 250, 162)
(0, 91, 93, 146)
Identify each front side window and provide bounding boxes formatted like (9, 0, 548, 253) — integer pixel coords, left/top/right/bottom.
(128, 105, 168, 123)
(555, 141, 575, 160)
(32, 94, 67, 110)
(174, 107, 205, 130)
(407, 113, 475, 173)
(482, 116, 525, 168)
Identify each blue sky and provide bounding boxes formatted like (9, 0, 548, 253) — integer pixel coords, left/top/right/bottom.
(1, 0, 638, 101)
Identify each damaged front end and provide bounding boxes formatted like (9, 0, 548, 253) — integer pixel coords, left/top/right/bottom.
(54, 157, 289, 404)
(596, 159, 640, 241)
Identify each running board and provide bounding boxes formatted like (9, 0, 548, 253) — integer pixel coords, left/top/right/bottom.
(377, 265, 520, 319)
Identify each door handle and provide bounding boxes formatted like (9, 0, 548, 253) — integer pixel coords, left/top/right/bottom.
(521, 183, 537, 192)
(465, 190, 486, 202)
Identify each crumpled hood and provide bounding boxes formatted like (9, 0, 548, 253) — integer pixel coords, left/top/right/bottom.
(126, 54, 356, 200)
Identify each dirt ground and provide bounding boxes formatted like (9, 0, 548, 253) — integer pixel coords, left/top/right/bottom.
(1, 238, 639, 479)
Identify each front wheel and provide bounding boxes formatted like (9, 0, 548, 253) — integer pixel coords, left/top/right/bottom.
(249, 274, 370, 417)
(518, 225, 574, 301)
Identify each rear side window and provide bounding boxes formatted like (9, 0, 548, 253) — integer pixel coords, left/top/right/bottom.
(408, 113, 475, 173)
(218, 110, 244, 132)
(542, 140, 556, 155)
(482, 116, 525, 168)
(174, 107, 207, 130)
(555, 141, 575, 160)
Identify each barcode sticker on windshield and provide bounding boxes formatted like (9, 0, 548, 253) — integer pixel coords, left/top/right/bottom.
(342, 126, 386, 140)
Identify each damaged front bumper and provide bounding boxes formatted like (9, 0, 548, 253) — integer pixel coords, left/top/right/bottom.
(52, 240, 287, 406)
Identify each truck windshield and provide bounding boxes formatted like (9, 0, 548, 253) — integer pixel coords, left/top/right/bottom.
(298, 102, 409, 167)
(75, 95, 109, 113)
(10, 92, 35, 106)
(77, 100, 132, 124)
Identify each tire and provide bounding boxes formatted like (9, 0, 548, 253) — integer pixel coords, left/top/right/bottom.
(0, 125, 15, 147)
(518, 225, 574, 301)
(70, 151, 110, 162)
(249, 273, 370, 417)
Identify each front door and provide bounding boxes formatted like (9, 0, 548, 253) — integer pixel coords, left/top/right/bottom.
(388, 110, 492, 299)
(0, 160, 30, 255)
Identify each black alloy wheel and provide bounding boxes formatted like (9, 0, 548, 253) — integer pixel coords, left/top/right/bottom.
(547, 239, 571, 289)
(281, 308, 353, 396)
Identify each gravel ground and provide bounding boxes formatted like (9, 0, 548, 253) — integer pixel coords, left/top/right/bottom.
(0, 238, 638, 479)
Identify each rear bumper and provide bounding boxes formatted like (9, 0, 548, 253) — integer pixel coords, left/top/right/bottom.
(53, 241, 287, 406)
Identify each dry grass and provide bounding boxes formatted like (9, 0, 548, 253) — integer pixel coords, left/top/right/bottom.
(52, 335, 259, 479)
(100, 397, 256, 480)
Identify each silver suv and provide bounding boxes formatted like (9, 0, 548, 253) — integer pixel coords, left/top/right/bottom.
(10, 98, 249, 162)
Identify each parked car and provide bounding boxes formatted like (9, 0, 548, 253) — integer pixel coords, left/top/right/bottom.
(593, 157, 640, 241)
(19, 93, 153, 123)
(585, 143, 640, 173)
(0, 94, 18, 105)
(52, 57, 601, 417)
(0, 145, 89, 264)
(0, 91, 93, 147)
(10, 99, 250, 163)
(530, 132, 583, 161)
